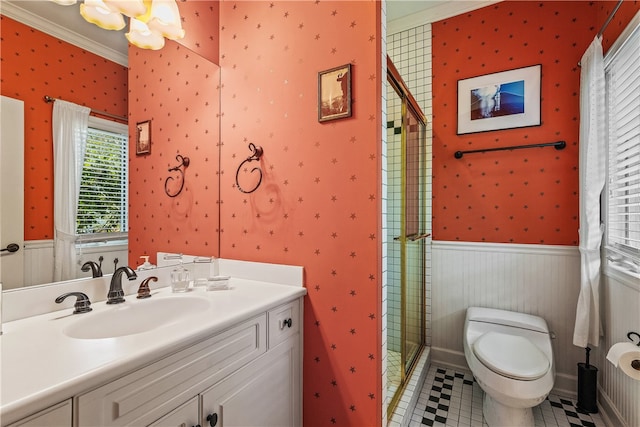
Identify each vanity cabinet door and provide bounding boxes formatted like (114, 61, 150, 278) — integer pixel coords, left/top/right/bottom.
(200, 335, 300, 427)
(6, 400, 71, 427)
(147, 396, 199, 427)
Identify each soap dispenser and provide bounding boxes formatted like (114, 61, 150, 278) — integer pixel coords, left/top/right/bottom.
(137, 255, 156, 271)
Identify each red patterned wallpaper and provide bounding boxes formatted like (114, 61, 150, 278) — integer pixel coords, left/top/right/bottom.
(128, 1, 221, 264)
(176, 0, 220, 63)
(431, 0, 640, 245)
(218, 2, 381, 426)
(432, 1, 598, 245)
(127, 42, 220, 262)
(0, 16, 127, 240)
(130, 2, 383, 423)
(598, 1, 640, 53)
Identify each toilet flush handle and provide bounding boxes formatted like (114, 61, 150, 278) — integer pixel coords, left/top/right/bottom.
(550, 331, 557, 339)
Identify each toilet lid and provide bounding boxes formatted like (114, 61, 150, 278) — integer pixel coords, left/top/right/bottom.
(473, 331, 550, 380)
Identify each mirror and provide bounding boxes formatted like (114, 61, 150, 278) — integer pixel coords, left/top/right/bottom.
(0, 1, 220, 289)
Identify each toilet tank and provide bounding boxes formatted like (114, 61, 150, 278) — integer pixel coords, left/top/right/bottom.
(466, 307, 549, 334)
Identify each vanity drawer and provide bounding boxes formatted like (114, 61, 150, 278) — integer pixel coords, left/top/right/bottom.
(6, 400, 71, 427)
(268, 299, 300, 349)
(76, 314, 266, 427)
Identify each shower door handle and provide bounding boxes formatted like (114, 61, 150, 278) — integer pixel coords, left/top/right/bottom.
(393, 233, 430, 242)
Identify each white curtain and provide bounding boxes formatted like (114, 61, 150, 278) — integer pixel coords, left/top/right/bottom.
(573, 36, 606, 348)
(52, 100, 90, 281)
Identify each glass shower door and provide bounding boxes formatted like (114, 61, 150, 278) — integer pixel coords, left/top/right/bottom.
(402, 107, 425, 375)
(386, 57, 427, 415)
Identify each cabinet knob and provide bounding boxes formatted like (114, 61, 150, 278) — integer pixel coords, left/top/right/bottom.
(280, 317, 293, 329)
(206, 413, 218, 427)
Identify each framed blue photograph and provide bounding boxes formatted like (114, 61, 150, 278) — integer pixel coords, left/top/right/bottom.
(457, 65, 541, 134)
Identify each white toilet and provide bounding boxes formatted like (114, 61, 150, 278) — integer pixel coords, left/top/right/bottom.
(463, 307, 555, 427)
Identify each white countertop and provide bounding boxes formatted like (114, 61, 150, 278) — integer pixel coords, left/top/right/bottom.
(0, 278, 306, 425)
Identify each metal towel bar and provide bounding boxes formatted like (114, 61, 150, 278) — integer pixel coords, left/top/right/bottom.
(454, 141, 566, 159)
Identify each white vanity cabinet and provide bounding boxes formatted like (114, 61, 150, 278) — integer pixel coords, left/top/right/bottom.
(199, 308, 301, 427)
(6, 400, 72, 427)
(147, 397, 199, 427)
(75, 298, 302, 427)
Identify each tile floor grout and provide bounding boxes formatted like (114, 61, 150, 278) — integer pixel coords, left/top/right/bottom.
(409, 365, 607, 427)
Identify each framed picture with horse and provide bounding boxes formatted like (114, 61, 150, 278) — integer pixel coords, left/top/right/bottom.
(318, 63, 352, 122)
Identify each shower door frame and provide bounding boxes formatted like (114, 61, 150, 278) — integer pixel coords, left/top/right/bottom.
(386, 56, 428, 417)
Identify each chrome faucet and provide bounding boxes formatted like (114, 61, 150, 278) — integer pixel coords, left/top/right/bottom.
(107, 266, 137, 304)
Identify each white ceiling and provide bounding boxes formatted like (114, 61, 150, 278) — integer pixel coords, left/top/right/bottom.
(2, 0, 128, 63)
(387, 0, 449, 22)
(387, 0, 501, 34)
(2, 1, 497, 65)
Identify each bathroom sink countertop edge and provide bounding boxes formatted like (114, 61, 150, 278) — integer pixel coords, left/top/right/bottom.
(0, 278, 306, 425)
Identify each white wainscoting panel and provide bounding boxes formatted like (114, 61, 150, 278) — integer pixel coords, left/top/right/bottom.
(23, 240, 54, 287)
(597, 272, 640, 427)
(22, 240, 128, 287)
(431, 241, 584, 396)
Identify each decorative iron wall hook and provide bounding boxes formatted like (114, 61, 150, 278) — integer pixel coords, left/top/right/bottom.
(235, 143, 264, 194)
(165, 154, 190, 197)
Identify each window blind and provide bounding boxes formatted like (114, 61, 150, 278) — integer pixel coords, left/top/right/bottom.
(605, 19, 640, 273)
(77, 127, 128, 235)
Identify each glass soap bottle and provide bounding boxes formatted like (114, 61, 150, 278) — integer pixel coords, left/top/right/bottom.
(170, 255, 191, 292)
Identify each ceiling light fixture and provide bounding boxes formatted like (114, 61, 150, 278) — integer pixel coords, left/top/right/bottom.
(49, 0, 184, 50)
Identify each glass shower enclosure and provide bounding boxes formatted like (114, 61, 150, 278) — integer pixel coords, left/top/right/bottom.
(386, 57, 427, 415)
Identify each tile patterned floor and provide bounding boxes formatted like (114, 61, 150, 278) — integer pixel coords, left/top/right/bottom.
(410, 365, 607, 427)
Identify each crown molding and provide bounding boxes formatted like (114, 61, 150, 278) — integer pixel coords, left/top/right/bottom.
(1, 2, 128, 66)
(388, 0, 502, 35)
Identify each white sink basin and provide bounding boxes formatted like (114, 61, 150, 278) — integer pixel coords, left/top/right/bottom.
(63, 296, 211, 339)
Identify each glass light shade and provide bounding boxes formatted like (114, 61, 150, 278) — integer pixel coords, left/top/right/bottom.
(146, 0, 185, 40)
(126, 18, 165, 50)
(49, 0, 78, 5)
(102, 0, 148, 18)
(80, 0, 126, 31)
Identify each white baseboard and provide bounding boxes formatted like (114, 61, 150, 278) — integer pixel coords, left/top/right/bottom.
(431, 347, 469, 373)
(553, 373, 577, 399)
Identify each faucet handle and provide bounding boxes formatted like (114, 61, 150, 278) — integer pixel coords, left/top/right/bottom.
(55, 292, 93, 314)
(81, 261, 103, 278)
(137, 276, 158, 299)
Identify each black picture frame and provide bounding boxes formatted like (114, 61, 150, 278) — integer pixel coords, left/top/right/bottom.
(457, 64, 541, 134)
(318, 63, 352, 122)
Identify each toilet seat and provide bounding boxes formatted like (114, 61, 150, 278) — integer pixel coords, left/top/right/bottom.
(472, 331, 550, 380)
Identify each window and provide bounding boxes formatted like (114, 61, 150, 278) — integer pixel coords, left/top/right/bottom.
(76, 117, 128, 241)
(605, 14, 640, 276)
